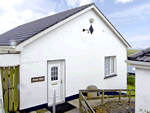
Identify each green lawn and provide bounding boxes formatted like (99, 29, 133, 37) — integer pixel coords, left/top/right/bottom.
(127, 49, 140, 56)
(127, 85, 135, 98)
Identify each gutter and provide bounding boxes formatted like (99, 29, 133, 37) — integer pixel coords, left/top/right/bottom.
(125, 60, 150, 67)
(0, 46, 16, 51)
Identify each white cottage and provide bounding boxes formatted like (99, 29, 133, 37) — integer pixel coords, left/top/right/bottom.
(0, 3, 131, 111)
(126, 47, 150, 113)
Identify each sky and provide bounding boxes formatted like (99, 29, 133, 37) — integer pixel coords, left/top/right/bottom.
(0, 0, 150, 49)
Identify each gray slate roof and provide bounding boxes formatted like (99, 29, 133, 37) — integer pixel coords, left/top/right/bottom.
(128, 47, 150, 62)
(0, 3, 93, 46)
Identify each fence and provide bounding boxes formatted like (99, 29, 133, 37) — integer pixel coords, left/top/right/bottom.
(79, 89, 135, 113)
(0, 66, 19, 112)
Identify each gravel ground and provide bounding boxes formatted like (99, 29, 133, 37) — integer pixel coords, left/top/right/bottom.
(93, 100, 135, 113)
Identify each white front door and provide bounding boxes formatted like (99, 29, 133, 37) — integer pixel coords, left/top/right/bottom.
(48, 62, 64, 106)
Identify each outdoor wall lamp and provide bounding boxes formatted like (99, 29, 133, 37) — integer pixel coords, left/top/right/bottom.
(83, 29, 89, 33)
(82, 18, 94, 34)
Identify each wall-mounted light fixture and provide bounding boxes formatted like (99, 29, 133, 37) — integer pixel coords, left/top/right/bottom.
(82, 18, 94, 34)
(83, 29, 89, 33)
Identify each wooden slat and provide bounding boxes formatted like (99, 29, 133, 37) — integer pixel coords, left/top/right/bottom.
(4, 67, 8, 112)
(9, 67, 14, 112)
(119, 90, 121, 103)
(85, 94, 135, 100)
(0, 67, 4, 94)
(79, 99, 88, 113)
(129, 89, 131, 104)
(14, 66, 19, 111)
(79, 93, 82, 113)
(101, 90, 104, 105)
(80, 89, 135, 93)
(79, 91, 95, 113)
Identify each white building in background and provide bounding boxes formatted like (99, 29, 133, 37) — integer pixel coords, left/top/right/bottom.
(126, 47, 150, 113)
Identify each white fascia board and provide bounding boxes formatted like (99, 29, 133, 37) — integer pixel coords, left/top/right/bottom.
(125, 60, 150, 69)
(15, 5, 95, 51)
(92, 6, 130, 48)
(0, 46, 16, 51)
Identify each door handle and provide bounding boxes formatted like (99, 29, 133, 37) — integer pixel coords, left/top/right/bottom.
(61, 79, 62, 84)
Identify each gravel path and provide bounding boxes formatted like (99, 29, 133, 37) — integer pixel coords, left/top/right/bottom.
(93, 99, 135, 113)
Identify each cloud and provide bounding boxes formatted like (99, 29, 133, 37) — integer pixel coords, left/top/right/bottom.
(127, 34, 150, 42)
(114, 0, 133, 4)
(20, 10, 33, 21)
(100, 0, 105, 3)
(65, 0, 95, 7)
(49, 11, 56, 16)
(0, 0, 22, 10)
(79, 0, 95, 6)
(107, 2, 150, 18)
(0, 0, 56, 34)
(125, 34, 150, 49)
(65, 0, 80, 7)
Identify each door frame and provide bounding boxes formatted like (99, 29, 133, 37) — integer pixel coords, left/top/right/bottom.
(47, 59, 66, 106)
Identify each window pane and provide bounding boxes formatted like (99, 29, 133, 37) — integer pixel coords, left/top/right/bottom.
(54, 75, 55, 80)
(51, 77, 54, 81)
(111, 57, 114, 73)
(51, 66, 58, 81)
(105, 57, 110, 75)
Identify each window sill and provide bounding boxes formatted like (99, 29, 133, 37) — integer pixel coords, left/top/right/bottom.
(104, 74, 117, 79)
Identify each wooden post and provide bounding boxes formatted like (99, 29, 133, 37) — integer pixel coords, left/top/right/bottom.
(119, 90, 121, 103)
(14, 66, 19, 111)
(9, 67, 14, 112)
(79, 92, 82, 113)
(0, 67, 4, 94)
(4, 67, 8, 112)
(129, 89, 131, 104)
(101, 90, 104, 105)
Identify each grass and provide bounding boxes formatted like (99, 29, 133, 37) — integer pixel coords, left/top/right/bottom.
(127, 84, 135, 98)
(127, 49, 140, 56)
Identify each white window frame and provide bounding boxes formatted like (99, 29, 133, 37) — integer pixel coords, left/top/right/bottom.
(105, 56, 116, 76)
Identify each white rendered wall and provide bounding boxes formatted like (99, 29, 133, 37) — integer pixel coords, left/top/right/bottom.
(0, 54, 20, 67)
(135, 68, 150, 113)
(19, 62, 47, 109)
(19, 9, 127, 109)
